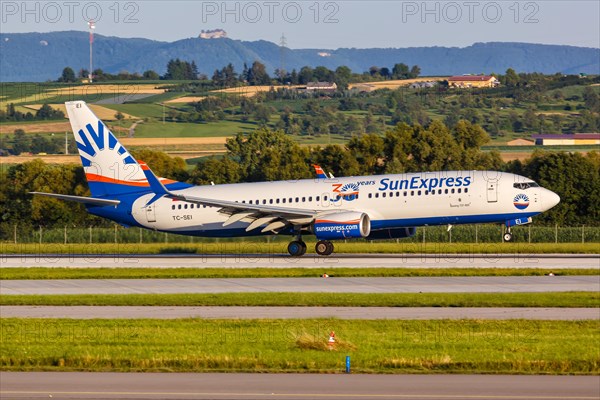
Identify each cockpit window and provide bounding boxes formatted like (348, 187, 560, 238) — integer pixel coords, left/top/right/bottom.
(513, 182, 539, 190)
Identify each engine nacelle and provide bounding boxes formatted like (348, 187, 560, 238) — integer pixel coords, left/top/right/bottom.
(366, 227, 417, 240)
(313, 212, 371, 240)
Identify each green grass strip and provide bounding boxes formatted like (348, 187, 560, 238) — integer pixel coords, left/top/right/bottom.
(1, 292, 599, 308)
(1, 242, 599, 255)
(1, 318, 598, 374)
(1, 267, 597, 280)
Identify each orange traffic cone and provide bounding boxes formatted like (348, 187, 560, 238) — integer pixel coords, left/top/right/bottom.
(328, 331, 336, 350)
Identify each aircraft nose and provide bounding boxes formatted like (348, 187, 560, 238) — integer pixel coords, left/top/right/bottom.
(543, 189, 560, 210)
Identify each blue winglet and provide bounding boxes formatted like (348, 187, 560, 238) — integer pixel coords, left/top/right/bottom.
(139, 160, 170, 206)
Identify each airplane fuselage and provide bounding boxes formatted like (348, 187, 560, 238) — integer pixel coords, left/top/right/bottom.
(96, 170, 558, 237)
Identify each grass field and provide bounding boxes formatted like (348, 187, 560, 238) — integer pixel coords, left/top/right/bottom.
(2, 292, 598, 308)
(2, 242, 598, 255)
(1, 318, 597, 374)
(1, 267, 596, 280)
(133, 120, 254, 137)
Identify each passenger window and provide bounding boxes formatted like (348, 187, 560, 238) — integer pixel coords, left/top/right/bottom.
(451, 189, 455, 194)
(184, 204, 188, 209)
(417, 190, 421, 196)
(369, 193, 372, 198)
(382, 193, 386, 198)
(411, 191, 414, 196)
(465, 188, 469, 193)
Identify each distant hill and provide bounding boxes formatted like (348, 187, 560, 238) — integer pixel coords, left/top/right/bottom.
(1, 31, 598, 82)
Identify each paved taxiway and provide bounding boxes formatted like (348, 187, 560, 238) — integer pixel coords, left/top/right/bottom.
(2, 276, 598, 295)
(2, 305, 598, 319)
(2, 253, 599, 269)
(2, 372, 599, 400)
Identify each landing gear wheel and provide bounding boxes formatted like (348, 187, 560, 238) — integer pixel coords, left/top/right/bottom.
(315, 240, 334, 256)
(503, 232, 513, 242)
(288, 240, 307, 257)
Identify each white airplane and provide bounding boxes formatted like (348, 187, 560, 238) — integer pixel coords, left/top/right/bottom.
(32, 101, 560, 256)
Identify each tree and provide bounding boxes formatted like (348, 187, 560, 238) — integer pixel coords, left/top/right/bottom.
(298, 66, 314, 84)
(130, 149, 188, 182)
(334, 66, 352, 89)
(583, 86, 600, 113)
(58, 67, 76, 83)
(164, 59, 198, 80)
(12, 129, 30, 155)
(190, 155, 241, 185)
(380, 67, 391, 79)
(392, 63, 410, 79)
(409, 65, 421, 78)
(506, 151, 600, 225)
(247, 61, 271, 85)
(348, 133, 385, 174)
(114, 111, 125, 126)
(225, 128, 311, 181)
(313, 66, 334, 82)
(504, 68, 519, 87)
(142, 70, 160, 80)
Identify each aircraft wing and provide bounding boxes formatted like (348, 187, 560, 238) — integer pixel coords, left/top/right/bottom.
(139, 161, 323, 233)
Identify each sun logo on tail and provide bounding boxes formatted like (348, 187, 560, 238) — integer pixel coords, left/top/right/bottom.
(75, 121, 136, 167)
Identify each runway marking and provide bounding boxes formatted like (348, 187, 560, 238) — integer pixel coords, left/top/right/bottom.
(2, 391, 598, 399)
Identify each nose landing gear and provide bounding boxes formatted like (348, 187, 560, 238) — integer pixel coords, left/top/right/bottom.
(503, 226, 513, 242)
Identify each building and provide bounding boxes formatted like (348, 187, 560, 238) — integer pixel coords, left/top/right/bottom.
(507, 138, 534, 146)
(305, 82, 338, 93)
(447, 75, 499, 88)
(199, 29, 227, 39)
(409, 81, 438, 89)
(532, 133, 600, 146)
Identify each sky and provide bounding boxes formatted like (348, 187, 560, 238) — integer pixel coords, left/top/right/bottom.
(1, 1, 599, 49)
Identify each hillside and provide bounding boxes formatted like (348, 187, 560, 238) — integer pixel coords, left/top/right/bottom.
(1, 31, 599, 81)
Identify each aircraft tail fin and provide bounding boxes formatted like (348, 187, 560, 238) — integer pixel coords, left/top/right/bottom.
(313, 164, 327, 179)
(65, 101, 188, 198)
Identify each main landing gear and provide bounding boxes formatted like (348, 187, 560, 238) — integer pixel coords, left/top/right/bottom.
(287, 238, 334, 256)
(315, 240, 334, 256)
(287, 240, 307, 257)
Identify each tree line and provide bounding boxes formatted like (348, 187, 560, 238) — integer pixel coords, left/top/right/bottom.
(0, 103, 65, 123)
(57, 59, 421, 88)
(1, 119, 598, 240)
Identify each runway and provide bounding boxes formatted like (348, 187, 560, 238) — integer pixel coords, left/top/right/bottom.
(2, 253, 599, 269)
(1, 276, 598, 295)
(1, 372, 598, 400)
(2, 305, 598, 319)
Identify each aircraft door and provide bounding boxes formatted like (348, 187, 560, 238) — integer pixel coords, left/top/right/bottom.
(145, 204, 157, 223)
(486, 181, 498, 203)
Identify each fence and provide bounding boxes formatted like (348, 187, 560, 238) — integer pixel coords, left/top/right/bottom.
(5, 224, 599, 245)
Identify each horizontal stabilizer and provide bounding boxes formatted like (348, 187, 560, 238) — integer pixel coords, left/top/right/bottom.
(30, 192, 120, 207)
